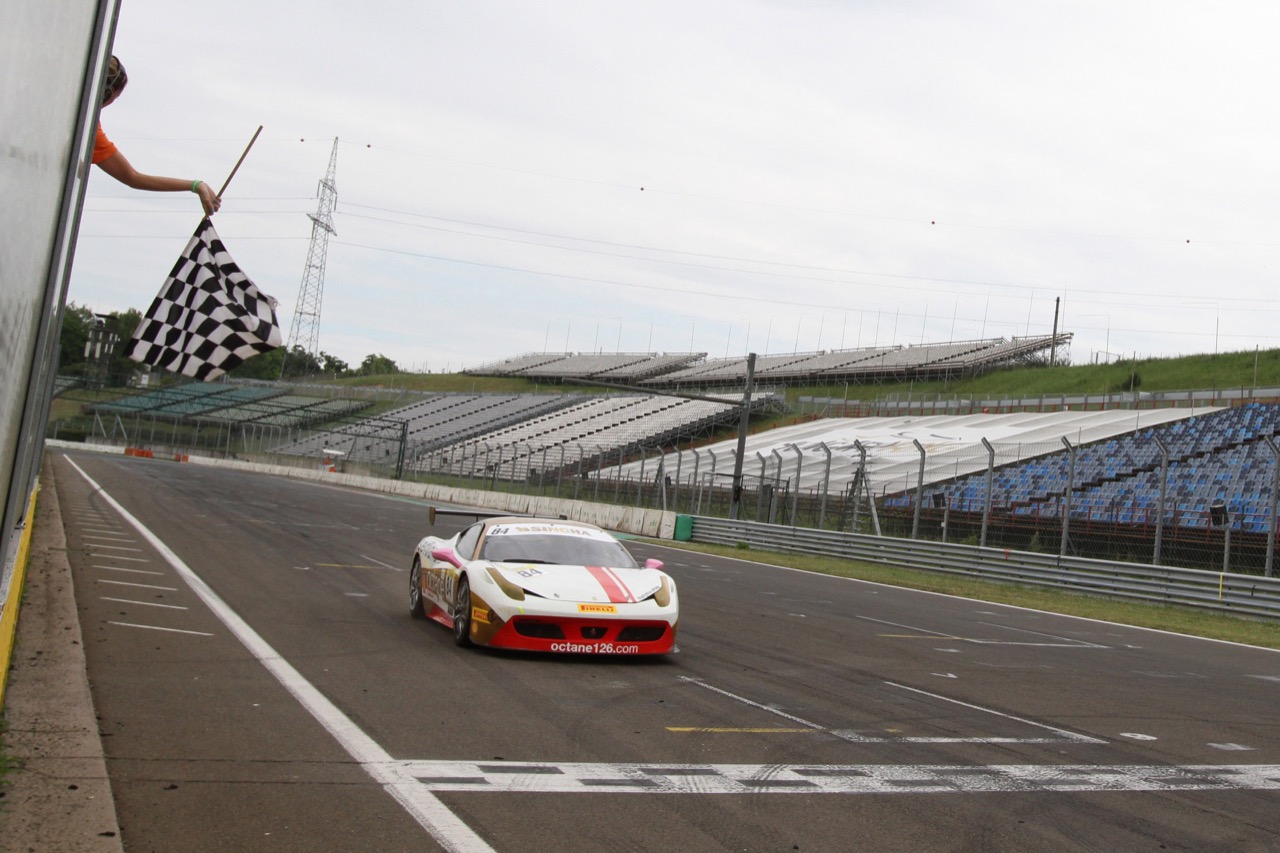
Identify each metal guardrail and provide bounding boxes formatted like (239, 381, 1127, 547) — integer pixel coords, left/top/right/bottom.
(689, 516, 1280, 622)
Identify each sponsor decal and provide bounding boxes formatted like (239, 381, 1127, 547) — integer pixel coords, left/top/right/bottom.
(550, 642, 640, 654)
(578, 603, 617, 614)
(487, 523, 614, 542)
(471, 607, 490, 624)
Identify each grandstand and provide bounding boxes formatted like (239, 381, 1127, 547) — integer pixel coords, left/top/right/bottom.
(641, 335, 1072, 388)
(83, 383, 373, 430)
(410, 393, 757, 482)
(464, 351, 705, 382)
(461, 336, 1070, 389)
(462, 352, 573, 375)
(897, 402, 1280, 533)
(608, 406, 1221, 511)
(270, 393, 576, 465)
(85, 383, 275, 416)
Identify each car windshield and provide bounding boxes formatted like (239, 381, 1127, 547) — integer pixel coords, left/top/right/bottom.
(480, 532, 639, 568)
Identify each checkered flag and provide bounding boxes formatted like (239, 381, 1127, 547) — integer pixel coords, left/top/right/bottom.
(126, 218, 282, 381)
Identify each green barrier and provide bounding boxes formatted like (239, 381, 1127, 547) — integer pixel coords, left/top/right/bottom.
(674, 514, 693, 541)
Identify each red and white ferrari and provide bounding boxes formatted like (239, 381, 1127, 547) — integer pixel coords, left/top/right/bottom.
(410, 515, 678, 655)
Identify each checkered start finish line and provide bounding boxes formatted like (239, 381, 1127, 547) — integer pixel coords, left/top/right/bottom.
(126, 217, 282, 381)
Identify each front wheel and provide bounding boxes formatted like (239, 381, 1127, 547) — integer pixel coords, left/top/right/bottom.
(409, 557, 426, 619)
(452, 576, 472, 646)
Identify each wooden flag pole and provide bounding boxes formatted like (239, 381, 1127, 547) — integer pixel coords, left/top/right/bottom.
(216, 125, 263, 200)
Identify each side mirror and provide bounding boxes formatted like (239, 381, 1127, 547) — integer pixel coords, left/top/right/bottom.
(644, 558, 664, 570)
(431, 547, 463, 568)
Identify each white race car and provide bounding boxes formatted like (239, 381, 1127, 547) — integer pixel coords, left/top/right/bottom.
(410, 514, 678, 655)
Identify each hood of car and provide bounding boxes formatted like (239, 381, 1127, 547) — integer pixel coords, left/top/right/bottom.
(487, 563, 663, 603)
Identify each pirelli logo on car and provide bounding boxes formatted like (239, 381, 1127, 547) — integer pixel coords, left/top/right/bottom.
(578, 603, 617, 614)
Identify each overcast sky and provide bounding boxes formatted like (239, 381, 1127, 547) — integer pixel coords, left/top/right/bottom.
(72, 0, 1280, 373)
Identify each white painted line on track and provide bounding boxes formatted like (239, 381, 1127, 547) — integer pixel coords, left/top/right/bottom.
(360, 554, 403, 571)
(101, 597, 189, 610)
(885, 681, 1107, 744)
(83, 534, 136, 542)
(66, 455, 497, 853)
(679, 676, 829, 733)
(404, 760, 1280, 794)
(972, 621, 1108, 648)
(95, 580, 179, 592)
(681, 676, 1107, 745)
(108, 621, 215, 636)
(858, 614, 1105, 649)
(93, 565, 163, 576)
(88, 544, 144, 553)
(90, 554, 150, 563)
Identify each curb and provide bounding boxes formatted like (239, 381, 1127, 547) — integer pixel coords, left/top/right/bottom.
(1, 455, 123, 851)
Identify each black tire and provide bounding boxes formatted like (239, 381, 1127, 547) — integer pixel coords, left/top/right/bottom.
(452, 576, 472, 646)
(409, 557, 426, 619)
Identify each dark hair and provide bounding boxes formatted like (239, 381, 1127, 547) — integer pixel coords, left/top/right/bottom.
(103, 55, 128, 104)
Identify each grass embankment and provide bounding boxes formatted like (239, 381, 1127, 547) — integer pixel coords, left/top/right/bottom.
(655, 540, 1280, 650)
(324, 346, 1280, 407)
(787, 348, 1280, 405)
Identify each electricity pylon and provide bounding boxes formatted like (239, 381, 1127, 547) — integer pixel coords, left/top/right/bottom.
(282, 137, 338, 376)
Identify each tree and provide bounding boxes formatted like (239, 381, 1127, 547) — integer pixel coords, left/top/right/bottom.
(104, 309, 141, 386)
(357, 353, 399, 376)
(280, 345, 322, 379)
(227, 346, 285, 380)
(320, 351, 350, 378)
(57, 304, 142, 386)
(58, 302, 97, 373)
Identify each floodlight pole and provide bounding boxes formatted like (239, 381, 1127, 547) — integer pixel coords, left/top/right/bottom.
(1153, 436, 1169, 566)
(728, 353, 756, 520)
(980, 437, 995, 548)
(1266, 436, 1280, 577)
(911, 438, 926, 539)
(1060, 436, 1076, 557)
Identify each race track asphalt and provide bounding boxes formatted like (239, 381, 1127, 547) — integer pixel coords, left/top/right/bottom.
(23, 450, 1280, 851)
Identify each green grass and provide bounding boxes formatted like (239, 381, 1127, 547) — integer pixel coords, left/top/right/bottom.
(651, 539, 1280, 650)
(785, 347, 1280, 406)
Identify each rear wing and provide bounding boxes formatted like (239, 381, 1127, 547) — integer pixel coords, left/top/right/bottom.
(427, 507, 567, 526)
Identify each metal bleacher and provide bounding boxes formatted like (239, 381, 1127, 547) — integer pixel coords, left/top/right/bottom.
(893, 403, 1280, 533)
(464, 336, 1070, 388)
(87, 383, 244, 415)
(271, 394, 578, 466)
(463, 352, 572, 376)
(414, 393, 745, 480)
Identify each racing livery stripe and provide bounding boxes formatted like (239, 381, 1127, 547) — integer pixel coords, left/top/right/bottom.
(585, 565, 636, 603)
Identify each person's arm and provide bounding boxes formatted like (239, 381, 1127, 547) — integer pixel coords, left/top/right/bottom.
(96, 149, 221, 215)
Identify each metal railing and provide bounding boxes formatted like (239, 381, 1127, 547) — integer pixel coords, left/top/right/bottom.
(689, 516, 1280, 622)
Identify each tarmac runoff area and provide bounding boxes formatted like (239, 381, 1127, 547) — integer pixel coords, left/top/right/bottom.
(1, 456, 123, 852)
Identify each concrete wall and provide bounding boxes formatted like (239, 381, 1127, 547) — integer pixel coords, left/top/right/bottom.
(46, 441, 678, 540)
(1, 1, 118, 576)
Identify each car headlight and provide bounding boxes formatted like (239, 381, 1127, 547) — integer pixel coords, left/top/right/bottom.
(485, 566, 526, 601)
(653, 576, 672, 607)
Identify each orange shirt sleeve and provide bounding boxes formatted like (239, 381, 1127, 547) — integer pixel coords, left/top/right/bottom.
(92, 124, 118, 165)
